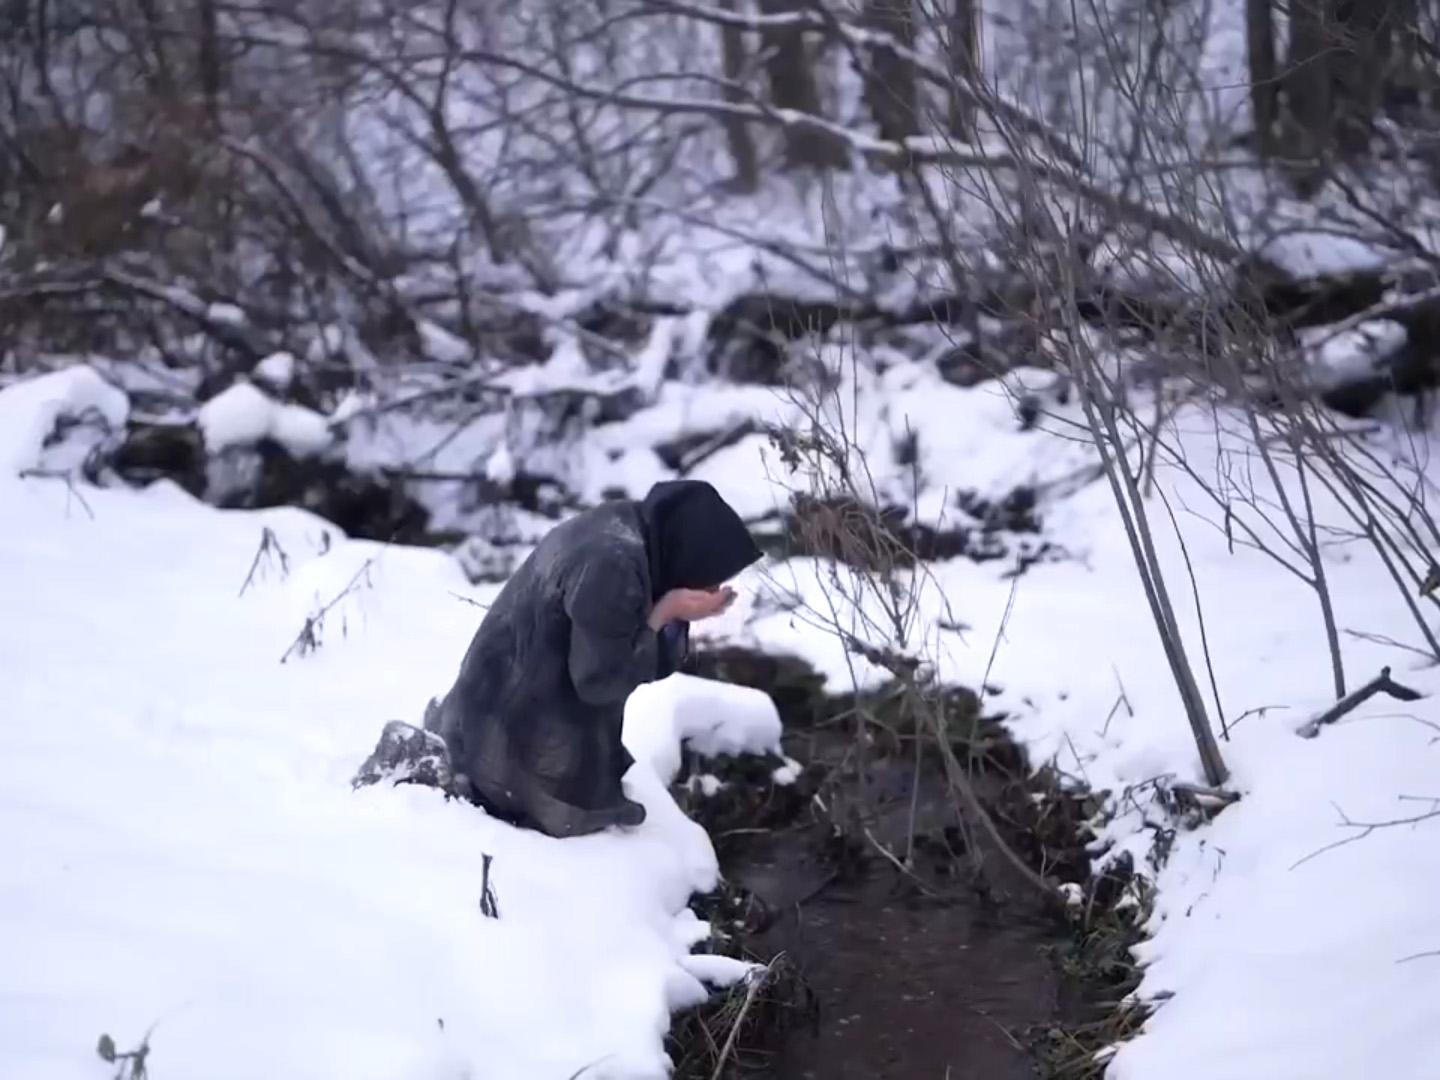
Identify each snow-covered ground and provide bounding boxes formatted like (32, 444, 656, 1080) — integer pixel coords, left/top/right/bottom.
(5, 357, 1440, 1080)
(0, 369, 780, 1080)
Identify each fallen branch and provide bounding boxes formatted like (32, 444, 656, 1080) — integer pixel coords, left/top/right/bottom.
(1296, 666, 1423, 738)
(1300, 281, 1440, 349)
(676, 420, 758, 475)
(1169, 781, 1242, 812)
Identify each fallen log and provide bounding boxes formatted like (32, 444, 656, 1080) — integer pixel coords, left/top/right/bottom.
(1296, 666, 1423, 739)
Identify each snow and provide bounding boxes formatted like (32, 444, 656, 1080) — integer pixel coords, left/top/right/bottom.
(686, 774, 726, 797)
(206, 302, 248, 327)
(631, 317, 682, 397)
(1300, 319, 1406, 388)
(626, 676, 782, 786)
(0, 373, 788, 1080)
(685, 433, 790, 523)
(254, 351, 298, 391)
(483, 440, 516, 486)
(677, 954, 757, 989)
(197, 381, 332, 458)
(1110, 717, 1440, 1080)
(581, 447, 673, 507)
(418, 320, 473, 366)
(0, 365, 128, 475)
(1256, 230, 1392, 279)
(771, 757, 802, 786)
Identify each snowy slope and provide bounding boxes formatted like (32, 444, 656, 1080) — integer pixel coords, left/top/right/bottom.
(0, 369, 778, 1080)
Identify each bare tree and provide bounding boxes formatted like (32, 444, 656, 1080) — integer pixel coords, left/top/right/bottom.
(1284, 0, 1338, 167)
(717, 0, 760, 191)
(1246, 0, 1279, 159)
(757, 0, 849, 169)
(946, 0, 980, 141)
(860, 0, 919, 143)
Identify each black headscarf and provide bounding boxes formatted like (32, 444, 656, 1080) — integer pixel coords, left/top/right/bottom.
(638, 480, 763, 599)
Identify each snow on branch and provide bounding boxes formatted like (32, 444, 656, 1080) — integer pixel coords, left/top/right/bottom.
(639, 0, 1087, 170)
(227, 23, 1238, 265)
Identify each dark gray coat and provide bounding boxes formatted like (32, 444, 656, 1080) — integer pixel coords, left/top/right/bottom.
(435, 502, 658, 836)
(434, 482, 760, 838)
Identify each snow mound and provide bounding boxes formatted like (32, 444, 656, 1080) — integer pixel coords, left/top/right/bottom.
(197, 380, 332, 457)
(1258, 231, 1391, 278)
(1300, 319, 1406, 389)
(626, 674, 784, 783)
(0, 364, 129, 477)
(253, 350, 298, 391)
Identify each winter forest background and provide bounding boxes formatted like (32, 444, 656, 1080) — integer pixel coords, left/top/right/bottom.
(3, 3, 1440, 1079)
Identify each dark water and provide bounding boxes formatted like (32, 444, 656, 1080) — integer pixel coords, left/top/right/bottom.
(729, 811, 1061, 1079)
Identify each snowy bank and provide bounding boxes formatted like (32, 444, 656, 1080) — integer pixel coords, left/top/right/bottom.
(0, 370, 779, 1080)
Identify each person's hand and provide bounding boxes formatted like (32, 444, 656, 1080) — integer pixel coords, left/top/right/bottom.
(649, 586, 736, 629)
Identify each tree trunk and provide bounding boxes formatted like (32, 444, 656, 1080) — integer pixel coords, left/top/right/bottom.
(948, 0, 980, 141)
(861, 0, 918, 144)
(132, 0, 176, 96)
(1285, 0, 1419, 161)
(1282, 0, 1336, 181)
(1383, 0, 1426, 118)
(757, 0, 848, 170)
(718, 0, 759, 191)
(197, 0, 224, 134)
(1330, 0, 1408, 148)
(1246, 0, 1278, 158)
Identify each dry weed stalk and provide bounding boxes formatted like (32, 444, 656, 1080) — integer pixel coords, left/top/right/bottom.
(766, 339, 1058, 900)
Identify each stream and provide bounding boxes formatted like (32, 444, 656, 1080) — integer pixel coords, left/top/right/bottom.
(672, 648, 1127, 1079)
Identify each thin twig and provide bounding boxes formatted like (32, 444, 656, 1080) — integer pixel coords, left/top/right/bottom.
(709, 955, 784, 1080)
(1291, 797, 1440, 870)
(863, 826, 940, 898)
(18, 468, 97, 520)
(280, 556, 379, 664)
(238, 527, 290, 598)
